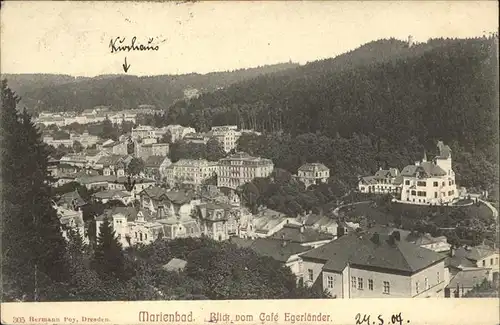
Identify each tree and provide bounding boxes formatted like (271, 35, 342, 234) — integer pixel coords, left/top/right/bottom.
(160, 131, 172, 144)
(127, 157, 145, 176)
(205, 138, 226, 161)
(73, 140, 83, 153)
(1, 80, 69, 301)
(92, 219, 126, 280)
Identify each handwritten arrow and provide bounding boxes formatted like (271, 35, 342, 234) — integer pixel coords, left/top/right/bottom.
(122, 57, 131, 73)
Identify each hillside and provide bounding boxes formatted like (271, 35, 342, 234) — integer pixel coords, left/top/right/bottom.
(167, 37, 499, 193)
(1, 62, 299, 112)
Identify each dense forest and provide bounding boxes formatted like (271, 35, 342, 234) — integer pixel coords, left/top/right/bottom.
(1, 62, 299, 112)
(165, 37, 498, 195)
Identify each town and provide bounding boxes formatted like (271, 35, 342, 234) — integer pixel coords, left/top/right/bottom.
(40, 111, 498, 299)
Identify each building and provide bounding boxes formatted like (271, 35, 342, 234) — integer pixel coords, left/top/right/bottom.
(135, 142, 169, 160)
(42, 136, 74, 148)
(296, 163, 330, 188)
(194, 202, 242, 241)
(95, 207, 138, 247)
(217, 152, 274, 189)
(166, 125, 196, 143)
(183, 132, 210, 145)
(445, 269, 492, 298)
(358, 168, 403, 194)
(92, 189, 133, 205)
(210, 125, 241, 153)
(452, 245, 499, 280)
(300, 231, 447, 298)
(131, 125, 155, 140)
(102, 140, 128, 156)
(95, 155, 128, 176)
(244, 208, 298, 239)
(400, 142, 458, 204)
(70, 132, 100, 148)
(165, 159, 218, 188)
(59, 154, 88, 168)
(302, 213, 339, 237)
(139, 186, 198, 218)
(144, 156, 171, 181)
(232, 237, 311, 281)
(268, 223, 334, 248)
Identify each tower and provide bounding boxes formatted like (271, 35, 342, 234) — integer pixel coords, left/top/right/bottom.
(408, 35, 414, 48)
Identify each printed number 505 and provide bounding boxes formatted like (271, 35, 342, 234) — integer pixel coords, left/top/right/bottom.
(13, 317, 26, 323)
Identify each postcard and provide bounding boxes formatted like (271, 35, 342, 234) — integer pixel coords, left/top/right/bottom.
(1, 1, 498, 324)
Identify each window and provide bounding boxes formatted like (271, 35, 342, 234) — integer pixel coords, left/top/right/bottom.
(490, 258, 494, 266)
(351, 276, 357, 288)
(383, 281, 390, 294)
(308, 269, 314, 282)
(425, 278, 429, 290)
(368, 279, 373, 290)
(482, 260, 486, 267)
(417, 181, 426, 187)
(496, 257, 499, 265)
(411, 190, 416, 196)
(358, 278, 363, 290)
(405, 180, 410, 185)
(433, 181, 438, 187)
(416, 281, 419, 293)
(327, 276, 334, 289)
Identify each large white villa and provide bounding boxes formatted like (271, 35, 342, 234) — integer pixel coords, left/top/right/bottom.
(359, 141, 458, 205)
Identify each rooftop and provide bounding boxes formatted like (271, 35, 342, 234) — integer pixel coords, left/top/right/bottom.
(446, 269, 490, 289)
(249, 238, 311, 263)
(298, 163, 330, 172)
(269, 223, 334, 244)
(301, 232, 446, 274)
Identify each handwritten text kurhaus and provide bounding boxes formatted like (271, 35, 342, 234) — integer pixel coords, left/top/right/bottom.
(109, 37, 160, 53)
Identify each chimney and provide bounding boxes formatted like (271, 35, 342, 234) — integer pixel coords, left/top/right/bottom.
(337, 225, 345, 238)
(281, 234, 287, 247)
(371, 232, 380, 244)
(300, 225, 304, 233)
(450, 246, 455, 257)
(415, 161, 420, 167)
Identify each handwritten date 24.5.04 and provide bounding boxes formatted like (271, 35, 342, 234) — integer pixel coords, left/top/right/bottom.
(355, 312, 409, 325)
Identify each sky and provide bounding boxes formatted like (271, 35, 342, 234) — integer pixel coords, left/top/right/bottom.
(1, 1, 498, 77)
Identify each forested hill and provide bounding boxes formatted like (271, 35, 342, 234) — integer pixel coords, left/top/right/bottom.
(1, 62, 299, 112)
(168, 37, 498, 158)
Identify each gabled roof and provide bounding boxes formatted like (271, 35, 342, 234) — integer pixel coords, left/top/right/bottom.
(298, 163, 329, 172)
(96, 155, 126, 166)
(249, 238, 311, 263)
(145, 155, 168, 168)
(400, 162, 446, 178)
(269, 223, 333, 244)
(301, 233, 445, 274)
(446, 269, 490, 289)
(140, 187, 193, 205)
(93, 189, 131, 200)
(57, 190, 86, 207)
(454, 245, 497, 261)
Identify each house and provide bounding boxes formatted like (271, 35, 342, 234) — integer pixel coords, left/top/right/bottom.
(165, 125, 196, 143)
(366, 225, 452, 253)
(135, 142, 169, 160)
(210, 125, 241, 152)
(453, 245, 499, 279)
(268, 223, 334, 248)
(56, 190, 87, 210)
(107, 176, 156, 198)
(244, 208, 299, 239)
(75, 175, 116, 191)
(96, 207, 139, 247)
(400, 141, 458, 205)
(162, 258, 188, 272)
(194, 202, 242, 241)
(165, 159, 217, 188)
(303, 213, 339, 237)
(102, 140, 128, 156)
(59, 154, 88, 168)
(358, 168, 403, 194)
(232, 237, 311, 280)
(144, 156, 171, 181)
(92, 189, 133, 205)
(300, 231, 447, 298)
(139, 187, 198, 218)
(217, 152, 274, 189)
(445, 269, 492, 298)
(54, 205, 87, 244)
(296, 163, 330, 188)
